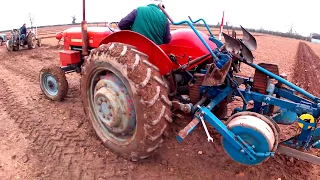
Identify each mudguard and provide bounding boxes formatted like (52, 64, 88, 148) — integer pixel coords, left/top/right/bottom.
(99, 30, 173, 75)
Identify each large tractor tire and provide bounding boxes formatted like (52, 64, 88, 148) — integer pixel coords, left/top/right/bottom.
(37, 38, 42, 47)
(81, 42, 172, 161)
(27, 33, 37, 49)
(39, 65, 68, 101)
(6, 40, 13, 52)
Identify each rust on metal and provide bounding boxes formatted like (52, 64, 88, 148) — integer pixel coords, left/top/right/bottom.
(178, 117, 200, 140)
(81, 0, 89, 56)
(252, 63, 279, 95)
(201, 58, 232, 86)
(176, 53, 211, 71)
(222, 33, 241, 54)
(172, 101, 192, 113)
(189, 73, 205, 104)
(240, 25, 257, 51)
(166, 72, 177, 96)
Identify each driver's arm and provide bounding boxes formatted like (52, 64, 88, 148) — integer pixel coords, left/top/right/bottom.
(118, 9, 137, 30)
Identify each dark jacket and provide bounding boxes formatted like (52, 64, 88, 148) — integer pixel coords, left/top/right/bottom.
(20, 26, 27, 35)
(118, 4, 171, 45)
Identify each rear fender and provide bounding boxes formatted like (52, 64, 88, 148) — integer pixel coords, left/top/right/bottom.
(99, 30, 173, 75)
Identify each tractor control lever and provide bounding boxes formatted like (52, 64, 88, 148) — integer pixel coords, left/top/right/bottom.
(158, 3, 173, 23)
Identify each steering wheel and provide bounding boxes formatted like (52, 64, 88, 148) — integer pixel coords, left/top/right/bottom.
(107, 22, 120, 32)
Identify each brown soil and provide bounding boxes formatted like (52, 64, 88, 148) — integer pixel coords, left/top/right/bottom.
(293, 42, 320, 97)
(0, 30, 319, 180)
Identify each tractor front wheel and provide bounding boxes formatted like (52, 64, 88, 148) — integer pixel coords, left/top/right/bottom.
(39, 65, 68, 101)
(81, 43, 172, 161)
(6, 40, 13, 52)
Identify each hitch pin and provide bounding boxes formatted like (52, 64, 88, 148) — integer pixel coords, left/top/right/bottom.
(199, 114, 213, 142)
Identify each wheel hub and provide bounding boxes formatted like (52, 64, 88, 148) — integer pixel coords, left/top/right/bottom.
(42, 74, 58, 96)
(93, 75, 135, 135)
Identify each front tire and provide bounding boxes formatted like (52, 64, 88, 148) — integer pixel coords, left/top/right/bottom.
(39, 65, 68, 101)
(6, 40, 13, 52)
(81, 43, 172, 161)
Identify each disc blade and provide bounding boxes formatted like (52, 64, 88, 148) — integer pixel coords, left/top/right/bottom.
(277, 144, 320, 166)
(222, 32, 241, 54)
(240, 41, 254, 63)
(240, 25, 257, 51)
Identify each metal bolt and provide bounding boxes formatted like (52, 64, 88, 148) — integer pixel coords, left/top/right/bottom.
(252, 145, 255, 149)
(108, 106, 111, 109)
(99, 109, 102, 112)
(109, 113, 113, 117)
(240, 149, 245, 153)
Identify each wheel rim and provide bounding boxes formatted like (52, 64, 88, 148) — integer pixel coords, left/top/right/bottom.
(89, 68, 136, 144)
(222, 115, 276, 165)
(42, 73, 59, 96)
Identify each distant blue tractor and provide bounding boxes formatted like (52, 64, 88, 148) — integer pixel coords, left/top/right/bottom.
(6, 28, 38, 51)
(0, 33, 6, 46)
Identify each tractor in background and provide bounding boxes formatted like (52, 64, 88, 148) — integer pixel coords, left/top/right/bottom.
(6, 27, 41, 52)
(0, 33, 7, 46)
(39, 1, 320, 166)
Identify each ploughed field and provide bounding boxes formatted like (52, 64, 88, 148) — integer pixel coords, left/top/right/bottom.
(0, 25, 320, 180)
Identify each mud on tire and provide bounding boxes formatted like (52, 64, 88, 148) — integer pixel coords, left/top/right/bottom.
(27, 33, 37, 49)
(81, 43, 172, 161)
(39, 65, 68, 101)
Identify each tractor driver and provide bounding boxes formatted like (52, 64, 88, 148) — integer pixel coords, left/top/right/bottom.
(118, 0, 172, 45)
(20, 23, 27, 43)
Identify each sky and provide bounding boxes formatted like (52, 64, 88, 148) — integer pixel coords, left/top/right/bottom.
(0, 0, 319, 36)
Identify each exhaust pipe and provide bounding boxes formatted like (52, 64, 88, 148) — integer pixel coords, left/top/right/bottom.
(81, 0, 89, 56)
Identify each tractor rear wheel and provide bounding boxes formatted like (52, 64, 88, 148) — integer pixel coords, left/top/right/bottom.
(39, 65, 68, 101)
(81, 43, 172, 161)
(27, 33, 37, 49)
(37, 38, 42, 47)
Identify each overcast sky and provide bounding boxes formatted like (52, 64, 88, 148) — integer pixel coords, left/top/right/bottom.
(1, 0, 319, 36)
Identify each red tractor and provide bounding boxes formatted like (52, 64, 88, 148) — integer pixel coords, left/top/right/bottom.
(39, 1, 320, 165)
(39, 3, 229, 160)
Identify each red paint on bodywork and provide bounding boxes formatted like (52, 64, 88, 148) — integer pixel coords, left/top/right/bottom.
(60, 26, 217, 75)
(59, 50, 81, 66)
(99, 30, 174, 75)
(160, 29, 216, 70)
(63, 27, 113, 49)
